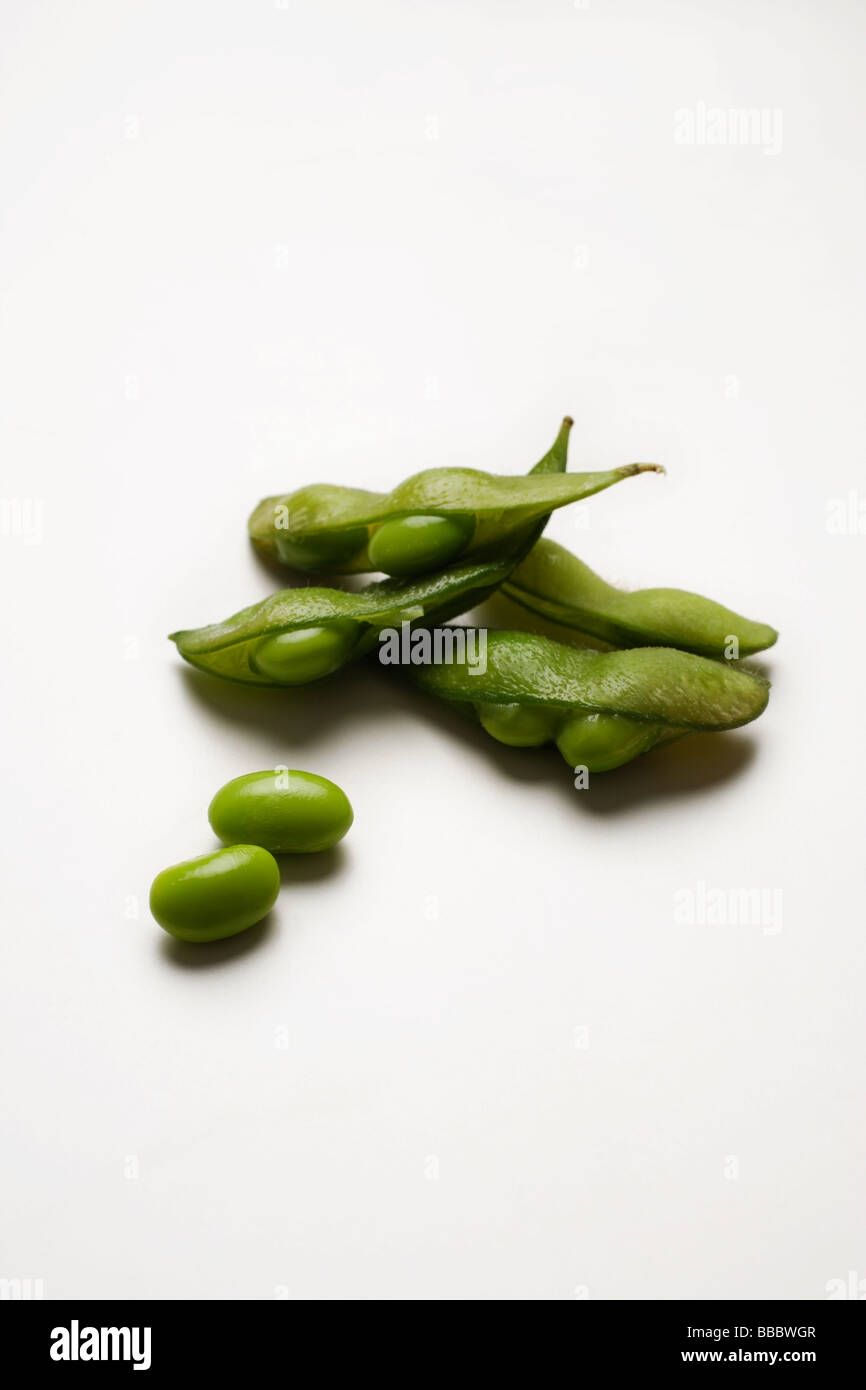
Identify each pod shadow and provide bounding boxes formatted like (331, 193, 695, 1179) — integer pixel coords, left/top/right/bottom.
(571, 731, 758, 815)
(408, 689, 760, 814)
(177, 659, 410, 751)
(158, 910, 277, 968)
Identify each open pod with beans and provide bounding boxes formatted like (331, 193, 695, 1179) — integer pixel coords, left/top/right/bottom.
(247, 417, 661, 578)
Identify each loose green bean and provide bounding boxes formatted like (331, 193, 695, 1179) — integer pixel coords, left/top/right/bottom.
(208, 769, 353, 854)
(503, 539, 777, 659)
(150, 845, 280, 942)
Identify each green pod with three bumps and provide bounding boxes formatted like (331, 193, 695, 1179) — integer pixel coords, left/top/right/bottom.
(408, 629, 770, 773)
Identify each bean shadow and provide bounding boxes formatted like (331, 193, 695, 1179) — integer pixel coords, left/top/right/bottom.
(278, 845, 348, 886)
(159, 911, 278, 968)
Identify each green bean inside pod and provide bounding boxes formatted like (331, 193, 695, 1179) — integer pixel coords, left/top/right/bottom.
(367, 512, 476, 578)
(248, 418, 663, 577)
(503, 538, 778, 659)
(253, 620, 361, 685)
(409, 630, 769, 773)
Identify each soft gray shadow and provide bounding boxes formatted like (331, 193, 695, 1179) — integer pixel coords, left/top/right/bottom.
(572, 731, 759, 815)
(278, 845, 347, 885)
(177, 659, 410, 750)
(159, 911, 277, 968)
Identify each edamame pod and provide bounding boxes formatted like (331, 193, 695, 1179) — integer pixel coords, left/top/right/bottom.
(503, 539, 778, 659)
(150, 845, 280, 942)
(171, 558, 522, 685)
(173, 417, 576, 686)
(248, 419, 662, 576)
(209, 769, 353, 853)
(409, 629, 769, 772)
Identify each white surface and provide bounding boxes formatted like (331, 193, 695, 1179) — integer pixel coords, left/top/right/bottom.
(1, 0, 864, 1301)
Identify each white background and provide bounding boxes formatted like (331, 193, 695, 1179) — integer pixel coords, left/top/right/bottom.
(1, 0, 864, 1301)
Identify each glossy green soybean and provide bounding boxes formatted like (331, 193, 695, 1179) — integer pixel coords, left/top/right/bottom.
(150, 845, 280, 943)
(253, 621, 360, 684)
(367, 513, 475, 577)
(209, 770, 353, 854)
(555, 712, 664, 772)
(478, 701, 553, 747)
(248, 418, 663, 576)
(504, 539, 778, 659)
(172, 418, 575, 687)
(410, 629, 769, 773)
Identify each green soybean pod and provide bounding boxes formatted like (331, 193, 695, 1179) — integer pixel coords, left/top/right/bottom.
(209, 769, 354, 854)
(150, 845, 280, 943)
(504, 539, 778, 659)
(408, 628, 770, 774)
(248, 417, 663, 577)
